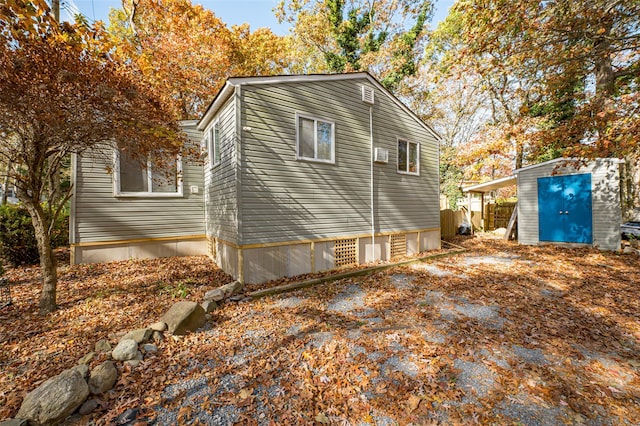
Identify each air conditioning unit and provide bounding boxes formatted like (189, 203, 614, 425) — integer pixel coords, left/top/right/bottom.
(362, 86, 375, 104)
(374, 147, 388, 163)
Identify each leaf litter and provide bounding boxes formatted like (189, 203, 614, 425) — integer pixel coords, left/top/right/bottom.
(1, 237, 639, 425)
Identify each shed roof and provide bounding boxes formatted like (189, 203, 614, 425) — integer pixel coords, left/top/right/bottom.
(462, 157, 625, 194)
(462, 175, 517, 193)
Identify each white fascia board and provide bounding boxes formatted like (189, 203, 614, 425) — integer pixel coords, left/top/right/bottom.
(462, 175, 517, 193)
(362, 74, 443, 142)
(227, 72, 369, 86)
(513, 157, 625, 174)
(197, 82, 236, 131)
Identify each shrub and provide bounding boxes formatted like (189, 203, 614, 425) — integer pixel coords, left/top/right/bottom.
(0, 204, 69, 265)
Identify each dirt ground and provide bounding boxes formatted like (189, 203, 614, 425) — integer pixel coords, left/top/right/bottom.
(1, 236, 639, 425)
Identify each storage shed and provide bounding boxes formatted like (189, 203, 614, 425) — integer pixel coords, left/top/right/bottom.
(516, 158, 623, 251)
(463, 158, 624, 251)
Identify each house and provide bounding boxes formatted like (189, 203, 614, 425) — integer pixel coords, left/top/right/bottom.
(463, 158, 624, 251)
(70, 72, 442, 283)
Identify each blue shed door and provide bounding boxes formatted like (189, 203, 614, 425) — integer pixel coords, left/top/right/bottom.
(538, 174, 593, 244)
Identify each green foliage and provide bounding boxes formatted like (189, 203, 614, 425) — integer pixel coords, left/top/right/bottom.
(439, 145, 464, 210)
(157, 281, 192, 299)
(0, 204, 69, 266)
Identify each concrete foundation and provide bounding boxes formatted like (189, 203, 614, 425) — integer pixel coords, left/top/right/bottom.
(71, 236, 207, 265)
(210, 229, 441, 284)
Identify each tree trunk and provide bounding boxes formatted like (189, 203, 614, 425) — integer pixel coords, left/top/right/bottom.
(24, 203, 58, 314)
(1, 161, 11, 205)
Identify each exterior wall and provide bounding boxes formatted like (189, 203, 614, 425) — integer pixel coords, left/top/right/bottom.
(71, 121, 206, 264)
(516, 159, 622, 250)
(238, 77, 440, 246)
(204, 96, 239, 244)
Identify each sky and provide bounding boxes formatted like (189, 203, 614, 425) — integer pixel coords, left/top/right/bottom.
(65, 0, 455, 35)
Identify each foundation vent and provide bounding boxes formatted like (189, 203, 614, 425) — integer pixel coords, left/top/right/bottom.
(390, 234, 407, 259)
(207, 236, 216, 259)
(334, 238, 358, 267)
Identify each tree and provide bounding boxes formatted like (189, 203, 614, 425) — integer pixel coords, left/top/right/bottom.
(429, 0, 639, 163)
(276, 0, 433, 91)
(0, 0, 184, 314)
(109, 0, 292, 119)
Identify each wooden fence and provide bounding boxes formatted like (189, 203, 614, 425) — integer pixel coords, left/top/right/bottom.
(484, 202, 517, 230)
(441, 202, 516, 238)
(440, 209, 464, 238)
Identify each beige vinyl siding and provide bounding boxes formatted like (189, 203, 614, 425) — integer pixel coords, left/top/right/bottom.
(204, 96, 238, 244)
(371, 82, 439, 233)
(74, 122, 205, 243)
(516, 159, 621, 250)
(238, 78, 439, 245)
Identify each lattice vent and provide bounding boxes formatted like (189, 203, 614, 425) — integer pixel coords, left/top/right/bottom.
(390, 234, 407, 259)
(334, 238, 357, 267)
(207, 237, 216, 259)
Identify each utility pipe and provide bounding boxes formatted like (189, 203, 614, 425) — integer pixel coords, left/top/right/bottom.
(370, 106, 375, 261)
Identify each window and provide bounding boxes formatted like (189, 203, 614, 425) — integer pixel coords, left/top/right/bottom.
(397, 139, 419, 175)
(208, 121, 221, 168)
(115, 150, 182, 197)
(296, 113, 335, 163)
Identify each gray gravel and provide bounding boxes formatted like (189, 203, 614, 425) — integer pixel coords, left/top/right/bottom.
(496, 394, 570, 426)
(389, 274, 414, 289)
(327, 284, 367, 313)
(454, 359, 498, 402)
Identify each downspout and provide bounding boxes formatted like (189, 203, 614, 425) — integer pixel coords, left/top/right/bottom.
(370, 106, 375, 261)
(69, 153, 78, 264)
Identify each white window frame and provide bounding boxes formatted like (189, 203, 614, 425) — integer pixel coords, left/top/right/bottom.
(295, 112, 335, 164)
(396, 138, 420, 176)
(113, 150, 183, 198)
(208, 120, 221, 169)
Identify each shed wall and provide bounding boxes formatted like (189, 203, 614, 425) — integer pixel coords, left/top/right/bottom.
(516, 159, 621, 250)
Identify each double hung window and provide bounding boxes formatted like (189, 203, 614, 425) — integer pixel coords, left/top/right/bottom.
(296, 113, 335, 163)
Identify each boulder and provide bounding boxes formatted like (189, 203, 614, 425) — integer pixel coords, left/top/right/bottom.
(70, 364, 89, 379)
(149, 321, 167, 332)
(78, 352, 95, 365)
(95, 339, 112, 353)
(16, 367, 89, 425)
(0, 420, 27, 426)
(121, 328, 152, 344)
(124, 359, 142, 368)
(152, 331, 164, 344)
(204, 280, 243, 302)
(111, 339, 138, 361)
(88, 361, 117, 395)
(161, 301, 206, 335)
(201, 300, 218, 313)
(78, 399, 98, 416)
(141, 343, 157, 354)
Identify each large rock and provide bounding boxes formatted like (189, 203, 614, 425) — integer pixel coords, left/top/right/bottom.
(16, 367, 89, 425)
(204, 281, 243, 302)
(201, 300, 218, 313)
(111, 339, 138, 361)
(161, 301, 206, 335)
(94, 339, 112, 353)
(121, 328, 152, 344)
(88, 361, 117, 395)
(0, 420, 27, 426)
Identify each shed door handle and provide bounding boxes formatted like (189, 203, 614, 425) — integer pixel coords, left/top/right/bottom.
(559, 211, 563, 214)
(565, 211, 569, 214)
